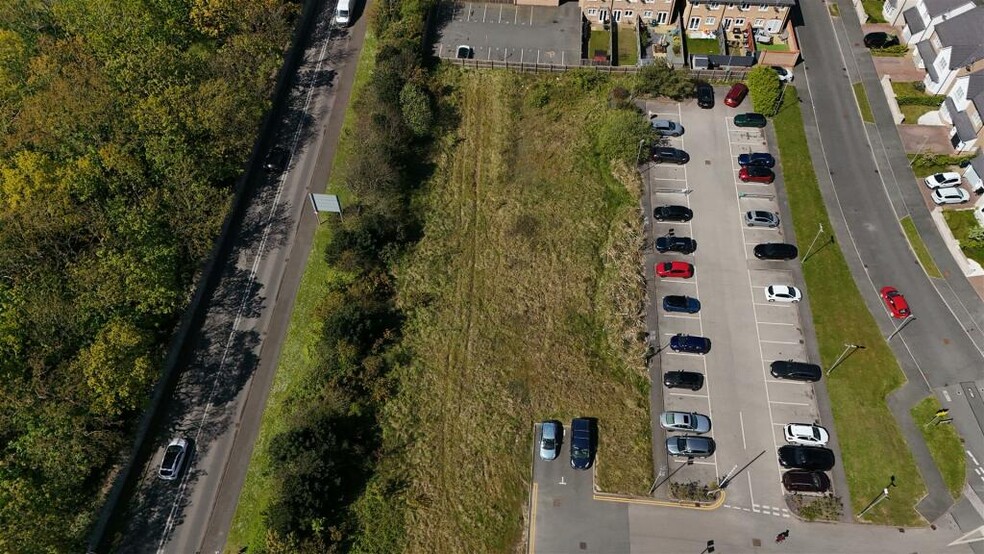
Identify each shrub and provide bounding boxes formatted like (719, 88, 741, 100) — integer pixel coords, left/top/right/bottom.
(792, 494, 844, 521)
(669, 480, 713, 501)
(595, 109, 654, 164)
(872, 44, 908, 56)
(896, 94, 945, 106)
(746, 65, 781, 115)
(399, 82, 433, 136)
(634, 62, 695, 100)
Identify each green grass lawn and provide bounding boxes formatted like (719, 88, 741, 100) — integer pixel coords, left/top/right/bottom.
(617, 28, 638, 65)
(944, 209, 984, 267)
(900, 215, 944, 278)
(686, 37, 720, 55)
(900, 104, 937, 123)
(907, 153, 976, 177)
(853, 82, 875, 123)
(891, 81, 931, 97)
(223, 30, 377, 554)
(774, 87, 927, 525)
(589, 30, 611, 59)
(862, 0, 886, 22)
(911, 396, 966, 499)
(757, 42, 790, 52)
(892, 81, 942, 122)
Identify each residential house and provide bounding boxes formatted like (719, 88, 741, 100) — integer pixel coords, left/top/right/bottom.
(681, 0, 795, 39)
(913, 7, 984, 95)
(580, 0, 680, 27)
(899, 0, 974, 45)
(964, 151, 984, 196)
(883, 0, 917, 27)
(939, 70, 984, 152)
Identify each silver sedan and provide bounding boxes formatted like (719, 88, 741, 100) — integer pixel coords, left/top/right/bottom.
(744, 210, 780, 228)
(659, 411, 712, 433)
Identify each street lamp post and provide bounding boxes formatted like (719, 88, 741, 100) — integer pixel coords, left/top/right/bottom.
(826, 343, 865, 375)
(636, 138, 646, 167)
(699, 540, 716, 554)
(886, 315, 917, 341)
(802, 223, 825, 262)
(858, 475, 897, 519)
(649, 458, 694, 495)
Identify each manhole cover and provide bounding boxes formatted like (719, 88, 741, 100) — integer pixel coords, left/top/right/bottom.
(752, 538, 762, 547)
(705, 160, 711, 165)
(553, 499, 561, 507)
(579, 542, 587, 550)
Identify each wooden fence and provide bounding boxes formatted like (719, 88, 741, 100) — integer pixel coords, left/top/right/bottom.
(444, 57, 751, 81)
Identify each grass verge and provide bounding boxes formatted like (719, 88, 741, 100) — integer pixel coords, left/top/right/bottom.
(911, 396, 966, 499)
(852, 82, 875, 123)
(828, 2, 840, 16)
(223, 30, 377, 553)
(686, 37, 719, 55)
(900, 104, 936, 122)
(900, 215, 944, 278)
(861, 0, 886, 22)
(774, 87, 926, 525)
(944, 209, 984, 267)
(617, 28, 639, 65)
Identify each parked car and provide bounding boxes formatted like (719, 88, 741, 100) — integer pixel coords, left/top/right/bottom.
(923, 172, 962, 189)
(696, 82, 715, 109)
(158, 438, 189, 481)
(784, 423, 830, 446)
(772, 65, 793, 83)
(738, 152, 776, 168)
(663, 370, 704, 390)
(660, 411, 712, 433)
(539, 420, 562, 461)
(782, 470, 831, 494)
(739, 166, 775, 183)
(651, 146, 691, 164)
(770, 360, 822, 382)
(931, 186, 970, 205)
(653, 205, 694, 222)
(264, 146, 289, 172)
(456, 45, 474, 59)
(754, 242, 798, 260)
(863, 32, 899, 48)
(656, 261, 694, 278)
(667, 435, 717, 458)
(879, 286, 911, 319)
(651, 117, 684, 136)
(724, 82, 749, 107)
(734, 113, 767, 128)
(670, 333, 711, 354)
(570, 418, 595, 470)
(663, 295, 701, 314)
(656, 235, 697, 254)
(744, 210, 781, 228)
(778, 445, 835, 471)
(765, 285, 802, 303)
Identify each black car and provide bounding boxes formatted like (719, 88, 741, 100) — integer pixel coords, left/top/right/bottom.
(663, 295, 701, 314)
(863, 32, 899, 49)
(754, 242, 798, 260)
(670, 333, 711, 354)
(778, 445, 835, 471)
(653, 205, 693, 222)
(655, 236, 697, 254)
(663, 370, 704, 391)
(696, 83, 714, 109)
(737, 152, 776, 168)
(782, 470, 831, 493)
(734, 113, 767, 128)
(770, 360, 822, 382)
(570, 417, 596, 470)
(651, 146, 690, 164)
(264, 146, 290, 172)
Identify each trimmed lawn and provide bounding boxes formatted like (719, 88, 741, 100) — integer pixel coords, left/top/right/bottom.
(900, 215, 944, 278)
(686, 37, 720, 55)
(892, 82, 943, 123)
(911, 396, 966, 499)
(757, 42, 790, 52)
(617, 28, 638, 65)
(900, 104, 936, 123)
(853, 82, 874, 123)
(589, 30, 611, 59)
(774, 87, 926, 525)
(892, 81, 932, 97)
(944, 209, 984, 267)
(224, 31, 377, 554)
(862, 0, 886, 22)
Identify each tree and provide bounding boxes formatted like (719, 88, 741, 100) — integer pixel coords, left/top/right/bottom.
(634, 62, 695, 100)
(399, 83, 432, 136)
(747, 65, 782, 115)
(74, 318, 157, 417)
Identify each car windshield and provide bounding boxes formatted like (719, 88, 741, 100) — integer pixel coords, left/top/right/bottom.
(811, 428, 821, 440)
(932, 175, 945, 183)
(542, 438, 555, 449)
(572, 446, 589, 459)
(162, 447, 180, 466)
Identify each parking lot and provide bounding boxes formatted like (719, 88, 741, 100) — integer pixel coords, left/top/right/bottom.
(432, 1, 582, 65)
(644, 91, 828, 519)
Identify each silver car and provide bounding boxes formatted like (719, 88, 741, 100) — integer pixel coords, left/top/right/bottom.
(744, 210, 780, 228)
(650, 117, 684, 137)
(539, 420, 561, 461)
(666, 435, 716, 458)
(158, 437, 189, 481)
(659, 411, 712, 433)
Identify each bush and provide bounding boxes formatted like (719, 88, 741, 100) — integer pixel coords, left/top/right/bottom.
(669, 480, 713, 501)
(872, 44, 909, 56)
(791, 494, 843, 521)
(634, 62, 695, 100)
(896, 94, 945, 106)
(594, 109, 654, 164)
(399, 82, 433, 136)
(746, 65, 781, 115)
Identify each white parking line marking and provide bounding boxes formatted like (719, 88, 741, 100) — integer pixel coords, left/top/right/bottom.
(761, 340, 801, 345)
(753, 302, 793, 308)
(662, 351, 706, 357)
(758, 321, 797, 326)
(662, 313, 700, 319)
(670, 392, 709, 399)
(769, 400, 811, 406)
(690, 460, 717, 466)
(739, 411, 747, 449)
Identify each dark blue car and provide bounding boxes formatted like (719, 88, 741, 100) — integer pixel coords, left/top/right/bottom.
(570, 418, 596, 470)
(663, 295, 701, 314)
(737, 152, 775, 168)
(670, 334, 711, 354)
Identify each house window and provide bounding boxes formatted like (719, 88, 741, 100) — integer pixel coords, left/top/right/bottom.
(723, 17, 733, 28)
(708, 2, 721, 8)
(954, 86, 965, 103)
(971, 110, 983, 129)
(759, 4, 769, 10)
(643, 10, 653, 17)
(625, 10, 634, 16)
(739, 2, 751, 10)
(934, 55, 947, 74)
(705, 16, 716, 24)
(753, 18, 764, 26)
(931, 35, 942, 50)
(656, 10, 669, 22)
(587, 8, 598, 15)
(734, 17, 745, 25)
(689, 16, 701, 29)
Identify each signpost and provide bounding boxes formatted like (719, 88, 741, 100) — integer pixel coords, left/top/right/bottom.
(309, 193, 342, 224)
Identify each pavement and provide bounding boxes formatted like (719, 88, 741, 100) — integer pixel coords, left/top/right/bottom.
(100, 1, 370, 553)
(794, 0, 984, 538)
(897, 123, 957, 154)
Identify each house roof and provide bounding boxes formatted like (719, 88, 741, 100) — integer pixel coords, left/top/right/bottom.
(916, 40, 940, 81)
(970, 151, 984, 180)
(688, 0, 798, 5)
(923, 0, 973, 18)
(904, 7, 926, 34)
(949, 44, 984, 70)
(936, 7, 984, 48)
(950, 102, 977, 142)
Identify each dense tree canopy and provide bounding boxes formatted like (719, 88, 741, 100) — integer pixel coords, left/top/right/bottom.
(0, 0, 298, 550)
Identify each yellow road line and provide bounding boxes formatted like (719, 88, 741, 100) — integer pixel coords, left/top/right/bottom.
(592, 490, 726, 510)
(528, 482, 538, 554)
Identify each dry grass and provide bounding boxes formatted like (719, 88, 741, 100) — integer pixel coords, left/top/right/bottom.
(383, 70, 652, 552)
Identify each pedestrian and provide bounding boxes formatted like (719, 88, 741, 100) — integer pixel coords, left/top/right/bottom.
(775, 529, 789, 543)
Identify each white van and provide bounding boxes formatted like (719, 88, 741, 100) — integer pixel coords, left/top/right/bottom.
(334, 0, 351, 26)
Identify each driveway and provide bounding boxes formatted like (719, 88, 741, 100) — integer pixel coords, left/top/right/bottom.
(897, 123, 956, 154)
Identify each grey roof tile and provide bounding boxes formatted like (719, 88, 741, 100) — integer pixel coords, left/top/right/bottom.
(952, 105, 977, 141)
(917, 40, 940, 81)
(936, 7, 984, 47)
(923, 0, 972, 18)
(904, 7, 926, 34)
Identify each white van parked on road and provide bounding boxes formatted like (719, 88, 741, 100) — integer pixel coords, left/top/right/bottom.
(334, 0, 351, 26)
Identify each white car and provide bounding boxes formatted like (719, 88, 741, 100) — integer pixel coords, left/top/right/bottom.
(771, 66, 794, 83)
(158, 438, 189, 480)
(784, 423, 830, 446)
(650, 117, 684, 137)
(765, 285, 802, 303)
(659, 411, 712, 433)
(923, 172, 962, 190)
(931, 186, 970, 205)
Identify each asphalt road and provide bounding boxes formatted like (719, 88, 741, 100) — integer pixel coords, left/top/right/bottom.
(794, 0, 984, 529)
(104, 2, 369, 552)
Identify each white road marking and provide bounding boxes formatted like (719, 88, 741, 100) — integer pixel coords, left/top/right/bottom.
(739, 411, 748, 449)
(769, 400, 811, 406)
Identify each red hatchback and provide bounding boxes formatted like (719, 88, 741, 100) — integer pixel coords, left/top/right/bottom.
(656, 261, 694, 279)
(880, 286, 911, 318)
(724, 83, 749, 108)
(739, 166, 775, 183)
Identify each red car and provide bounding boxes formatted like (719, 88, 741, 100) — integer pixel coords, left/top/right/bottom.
(739, 166, 775, 183)
(880, 286, 911, 318)
(724, 83, 749, 108)
(656, 261, 694, 278)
